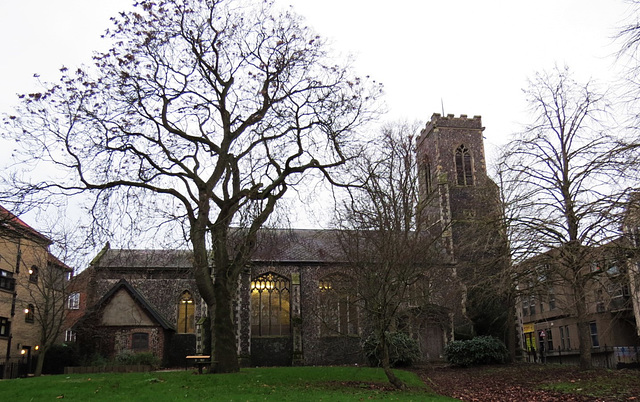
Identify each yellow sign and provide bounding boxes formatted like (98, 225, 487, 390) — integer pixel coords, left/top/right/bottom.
(523, 323, 535, 333)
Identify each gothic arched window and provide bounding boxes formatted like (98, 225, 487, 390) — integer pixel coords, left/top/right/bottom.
(177, 291, 195, 334)
(455, 145, 474, 186)
(318, 274, 358, 336)
(251, 272, 290, 336)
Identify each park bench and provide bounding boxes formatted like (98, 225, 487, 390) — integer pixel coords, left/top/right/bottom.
(185, 355, 211, 374)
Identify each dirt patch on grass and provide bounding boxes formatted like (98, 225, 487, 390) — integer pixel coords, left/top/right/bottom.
(321, 380, 398, 392)
(411, 364, 640, 401)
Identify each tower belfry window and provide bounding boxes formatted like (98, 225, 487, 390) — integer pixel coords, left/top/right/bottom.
(425, 162, 433, 193)
(455, 145, 474, 186)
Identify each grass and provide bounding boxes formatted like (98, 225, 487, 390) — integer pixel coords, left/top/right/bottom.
(0, 366, 454, 401)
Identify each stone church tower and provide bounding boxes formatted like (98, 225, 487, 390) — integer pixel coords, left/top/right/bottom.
(416, 113, 508, 339)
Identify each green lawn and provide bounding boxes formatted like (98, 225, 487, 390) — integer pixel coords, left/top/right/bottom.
(0, 366, 453, 401)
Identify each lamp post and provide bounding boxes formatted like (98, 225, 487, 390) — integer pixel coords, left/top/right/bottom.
(540, 330, 546, 364)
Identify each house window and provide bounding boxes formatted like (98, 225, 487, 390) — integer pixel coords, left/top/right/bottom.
(318, 274, 358, 336)
(560, 326, 565, 350)
(251, 272, 290, 337)
(529, 295, 536, 316)
(0, 317, 10, 337)
(65, 329, 76, 343)
(0, 269, 15, 291)
(565, 325, 571, 350)
(522, 297, 529, 316)
(454, 145, 473, 186)
(132, 332, 149, 351)
(548, 287, 556, 310)
(25, 304, 34, 323)
(67, 292, 80, 309)
(596, 289, 605, 313)
(546, 328, 553, 351)
(590, 321, 599, 348)
(28, 266, 39, 283)
(177, 291, 195, 334)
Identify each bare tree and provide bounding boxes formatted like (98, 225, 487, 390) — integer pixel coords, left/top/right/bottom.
(498, 66, 632, 369)
(20, 254, 71, 376)
(335, 122, 445, 389)
(614, 2, 640, 184)
(2, 0, 380, 373)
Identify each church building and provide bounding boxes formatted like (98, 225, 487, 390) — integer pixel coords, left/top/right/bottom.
(66, 113, 507, 367)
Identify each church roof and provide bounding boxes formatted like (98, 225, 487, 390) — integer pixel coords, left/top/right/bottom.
(251, 229, 342, 263)
(93, 249, 193, 269)
(91, 229, 344, 269)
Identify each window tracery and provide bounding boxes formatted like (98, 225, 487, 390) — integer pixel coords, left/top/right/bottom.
(455, 145, 473, 186)
(251, 272, 290, 336)
(318, 274, 358, 336)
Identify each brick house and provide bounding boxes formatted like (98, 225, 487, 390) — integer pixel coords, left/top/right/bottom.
(0, 206, 71, 378)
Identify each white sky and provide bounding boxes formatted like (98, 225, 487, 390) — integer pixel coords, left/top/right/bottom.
(0, 0, 634, 232)
(0, 0, 631, 149)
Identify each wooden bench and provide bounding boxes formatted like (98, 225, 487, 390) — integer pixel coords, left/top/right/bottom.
(185, 355, 211, 374)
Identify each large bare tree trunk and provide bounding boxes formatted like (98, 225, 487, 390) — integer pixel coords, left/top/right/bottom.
(506, 292, 517, 363)
(213, 272, 240, 373)
(574, 281, 592, 369)
(34, 349, 46, 377)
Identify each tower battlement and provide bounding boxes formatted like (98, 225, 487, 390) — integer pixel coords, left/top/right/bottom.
(419, 112, 481, 139)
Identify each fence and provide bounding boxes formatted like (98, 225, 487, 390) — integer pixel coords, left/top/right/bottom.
(64, 365, 152, 374)
(0, 359, 32, 379)
(531, 345, 640, 369)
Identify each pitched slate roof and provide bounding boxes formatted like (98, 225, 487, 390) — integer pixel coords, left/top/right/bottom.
(91, 229, 344, 269)
(251, 229, 343, 263)
(93, 248, 193, 269)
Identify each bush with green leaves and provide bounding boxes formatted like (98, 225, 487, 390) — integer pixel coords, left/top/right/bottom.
(444, 336, 508, 367)
(82, 352, 109, 367)
(114, 351, 161, 368)
(42, 343, 81, 374)
(362, 332, 421, 367)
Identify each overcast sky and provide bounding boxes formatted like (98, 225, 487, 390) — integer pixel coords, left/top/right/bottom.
(0, 1, 631, 150)
(0, 0, 634, 232)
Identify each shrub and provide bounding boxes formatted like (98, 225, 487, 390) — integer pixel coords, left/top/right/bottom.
(82, 352, 109, 367)
(42, 343, 81, 374)
(115, 351, 161, 368)
(362, 331, 421, 367)
(444, 336, 508, 367)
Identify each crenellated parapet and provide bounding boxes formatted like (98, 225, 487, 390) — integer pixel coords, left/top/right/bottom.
(418, 113, 484, 145)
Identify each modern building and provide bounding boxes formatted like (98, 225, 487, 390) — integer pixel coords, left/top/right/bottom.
(516, 198, 640, 368)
